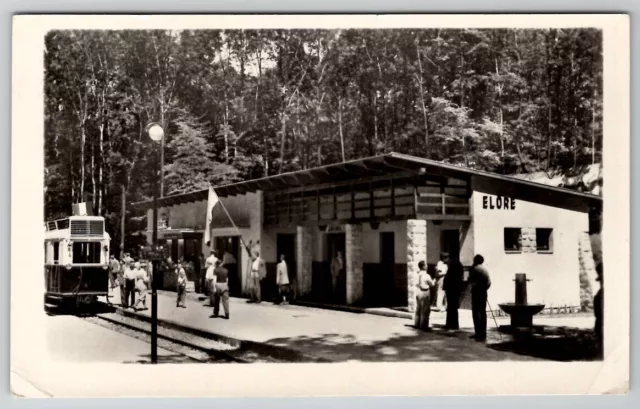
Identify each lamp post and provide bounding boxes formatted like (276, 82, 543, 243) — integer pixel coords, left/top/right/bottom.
(146, 122, 164, 364)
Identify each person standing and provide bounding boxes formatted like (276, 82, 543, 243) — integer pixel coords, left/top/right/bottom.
(205, 250, 218, 305)
(108, 255, 120, 290)
(468, 254, 491, 341)
(276, 254, 291, 305)
(176, 262, 187, 308)
(193, 252, 202, 294)
(133, 262, 149, 311)
(594, 262, 603, 348)
(198, 253, 206, 294)
(330, 251, 343, 300)
(117, 257, 126, 306)
(414, 261, 435, 331)
(443, 255, 464, 330)
(211, 259, 230, 319)
(123, 260, 137, 309)
(433, 253, 449, 311)
(250, 251, 266, 303)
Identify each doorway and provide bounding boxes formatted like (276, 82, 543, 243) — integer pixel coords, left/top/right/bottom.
(276, 234, 296, 280)
(214, 236, 241, 297)
(325, 233, 346, 303)
(441, 229, 461, 260)
(364, 232, 395, 306)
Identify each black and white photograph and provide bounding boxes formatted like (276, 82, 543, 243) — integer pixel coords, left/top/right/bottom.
(11, 14, 629, 397)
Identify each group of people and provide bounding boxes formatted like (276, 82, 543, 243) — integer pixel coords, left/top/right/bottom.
(199, 249, 294, 319)
(108, 252, 152, 311)
(414, 252, 491, 342)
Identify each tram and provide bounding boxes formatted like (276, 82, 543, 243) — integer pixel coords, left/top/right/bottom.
(44, 215, 111, 308)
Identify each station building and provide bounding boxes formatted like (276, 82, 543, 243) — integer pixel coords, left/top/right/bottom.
(133, 152, 603, 313)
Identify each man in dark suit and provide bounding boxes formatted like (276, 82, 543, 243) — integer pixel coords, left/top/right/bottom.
(468, 254, 491, 341)
(443, 255, 465, 330)
(211, 259, 230, 319)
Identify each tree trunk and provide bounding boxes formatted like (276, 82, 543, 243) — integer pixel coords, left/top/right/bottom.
(224, 92, 229, 164)
(80, 124, 86, 200)
(91, 139, 96, 213)
(98, 122, 104, 215)
(338, 97, 346, 162)
(415, 38, 429, 158)
(546, 31, 553, 171)
(120, 184, 126, 256)
(160, 100, 166, 197)
(591, 99, 596, 165)
(278, 111, 287, 174)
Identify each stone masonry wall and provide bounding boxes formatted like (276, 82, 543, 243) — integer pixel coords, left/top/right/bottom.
(578, 232, 598, 311)
(406, 219, 427, 313)
(521, 227, 537, 253)
(296, 225, 313, 297)
(346, 223, 364, 305)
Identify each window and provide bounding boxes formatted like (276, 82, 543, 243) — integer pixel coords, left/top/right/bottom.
(504, 228, 522, 251)
(536, 228, 553, 252)
(72, 242, 101, 264)
(53, 242, 60, 264)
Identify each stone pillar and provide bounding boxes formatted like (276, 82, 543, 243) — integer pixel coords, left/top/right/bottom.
(345, 223, 364, 305)
(520, 227, 537, 253)
(296, 225, 313, 298)
(406, 219, 427, 313)
(578, 232, 598, 311)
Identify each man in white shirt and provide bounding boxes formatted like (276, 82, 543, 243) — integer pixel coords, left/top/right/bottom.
(276, 254, 290, 305)
(250, 251, 266, 303)
(123, 260, 137, 309)
(205, 250, 218, 306)
(434, 252, 449, 312)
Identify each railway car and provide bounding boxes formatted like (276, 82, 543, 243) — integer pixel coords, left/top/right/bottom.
(44, 215, 111, 308)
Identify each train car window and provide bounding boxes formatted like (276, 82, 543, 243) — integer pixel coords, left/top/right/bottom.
(72, 242, 101, 264)
(53, 242, 60, 264)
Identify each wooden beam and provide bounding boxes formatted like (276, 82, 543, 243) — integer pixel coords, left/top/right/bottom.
(350, 184, 355, 221)
(316, 190, 320, 222)
(266, 170, 422, 196)
(391, 179, 396, 217)
(369, 182, 374, 219)
(333, 187, 337, 220)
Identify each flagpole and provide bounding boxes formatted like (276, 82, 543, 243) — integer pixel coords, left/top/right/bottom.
(208, 184, 252, 255)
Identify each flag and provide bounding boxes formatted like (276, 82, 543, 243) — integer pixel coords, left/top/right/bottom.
(72, 202, 93, 216)
(204, 184, 219, 247)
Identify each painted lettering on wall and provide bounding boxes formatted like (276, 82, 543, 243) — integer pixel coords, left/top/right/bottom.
(482, 196, 516, 210)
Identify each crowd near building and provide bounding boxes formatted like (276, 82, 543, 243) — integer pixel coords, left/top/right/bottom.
(133, 152, 603, 315)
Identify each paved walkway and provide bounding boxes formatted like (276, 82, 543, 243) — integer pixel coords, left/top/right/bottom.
(103, 288, 597, 362)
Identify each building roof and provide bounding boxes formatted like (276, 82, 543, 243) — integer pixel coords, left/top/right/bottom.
(132, 152, 602, 211)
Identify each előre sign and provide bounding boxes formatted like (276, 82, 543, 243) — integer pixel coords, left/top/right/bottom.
(482, 195, 516, 210)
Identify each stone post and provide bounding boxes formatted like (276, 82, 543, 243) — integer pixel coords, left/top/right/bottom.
(406, 219, 427, 313)
(296, 225, 313, 298)
(578, 232, 598, 311)
(345, 223, 364, 305)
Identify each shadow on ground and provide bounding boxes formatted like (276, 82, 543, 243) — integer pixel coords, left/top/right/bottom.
(45, 302, 116, 317)
(264, 324, 601, 362)
(122, 353, 202, 364)
(488, 326, 603, 361)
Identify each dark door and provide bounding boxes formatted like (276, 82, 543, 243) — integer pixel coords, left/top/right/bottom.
(365, 232, 395, 306)
(442, 230, 461, 260)
(276, 234, 296, 280)
(325, 233, 346, 302)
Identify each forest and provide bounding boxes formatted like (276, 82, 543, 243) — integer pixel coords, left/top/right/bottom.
(44, 28, 603, 250)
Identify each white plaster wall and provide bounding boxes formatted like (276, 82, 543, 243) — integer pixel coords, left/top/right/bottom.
(360, 220, 407, 264)
(425, 220, 474, 266)
(261, 225, 297, 263)
(472, 191, 589, 308)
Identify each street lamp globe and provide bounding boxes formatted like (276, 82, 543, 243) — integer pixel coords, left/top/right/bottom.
(148, 124, 164, 142)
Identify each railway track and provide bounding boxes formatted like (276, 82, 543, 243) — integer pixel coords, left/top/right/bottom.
(45, 302, 288, 363)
